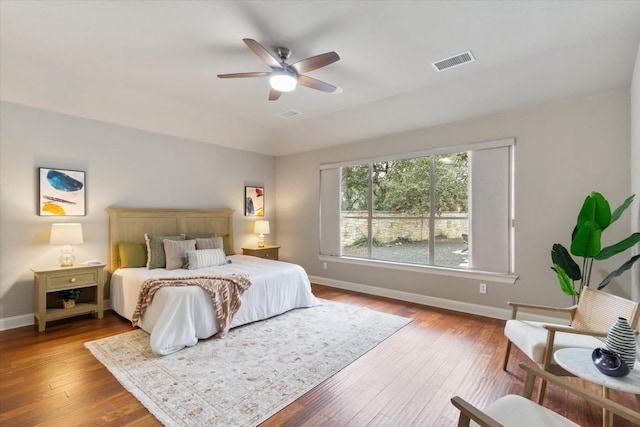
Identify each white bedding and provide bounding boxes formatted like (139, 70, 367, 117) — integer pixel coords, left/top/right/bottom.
(110, 255, 319, 355)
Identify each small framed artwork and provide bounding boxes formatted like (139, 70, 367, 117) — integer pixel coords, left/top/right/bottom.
(39, 168, 86, 216)
(245, 186, 264, 216)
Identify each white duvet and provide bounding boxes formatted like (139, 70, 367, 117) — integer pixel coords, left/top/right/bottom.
(110, 255, 319, 355)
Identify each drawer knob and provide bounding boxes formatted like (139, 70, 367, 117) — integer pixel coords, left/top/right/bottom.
(70, 277, 77, 283)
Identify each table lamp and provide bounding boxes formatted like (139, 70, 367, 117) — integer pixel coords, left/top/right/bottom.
(254, 220, 270, 248)
(50, 223, 83, 267)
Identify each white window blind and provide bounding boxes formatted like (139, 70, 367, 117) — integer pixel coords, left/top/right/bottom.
(469, 145, 513, 274)
(319, 168, 341, 256)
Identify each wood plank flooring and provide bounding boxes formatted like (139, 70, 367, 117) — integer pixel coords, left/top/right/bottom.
(1, 284, 638, 426)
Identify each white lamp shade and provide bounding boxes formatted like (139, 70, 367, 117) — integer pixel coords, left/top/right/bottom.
(269, 72, 297, 92)
(50, 223, 84, 245)
(254, 220, 270, 235)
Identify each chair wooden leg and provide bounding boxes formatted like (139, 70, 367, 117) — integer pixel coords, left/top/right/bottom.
(538, 330, 557, 404)
(523, 367, 537, 400)
(537, 379, 547, 404)
(503, 340, 512, 371)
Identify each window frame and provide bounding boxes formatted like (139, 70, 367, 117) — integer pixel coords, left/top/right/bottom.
(319, 138, 516, 281)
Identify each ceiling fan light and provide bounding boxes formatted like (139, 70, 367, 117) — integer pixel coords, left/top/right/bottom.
(270, 72, 297, 92)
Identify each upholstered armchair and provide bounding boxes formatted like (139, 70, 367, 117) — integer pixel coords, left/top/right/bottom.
(502, 288, 639, 402)
(451, 363, 640, 427)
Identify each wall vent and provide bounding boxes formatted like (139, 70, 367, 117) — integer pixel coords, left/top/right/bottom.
(276, 109, 302, 119)
(432, 50, 475, 72)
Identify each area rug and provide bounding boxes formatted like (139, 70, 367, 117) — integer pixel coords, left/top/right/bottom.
(85, 299, 411, 427)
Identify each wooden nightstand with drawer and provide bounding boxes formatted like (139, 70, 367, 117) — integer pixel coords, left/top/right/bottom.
(242, 245, 280, 260)
(31, 264, 105, 332)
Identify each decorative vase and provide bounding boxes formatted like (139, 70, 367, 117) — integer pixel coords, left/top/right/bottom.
(592, 348, 630, 377)
(605, 317, 637, 370)
(62, 299, 75, 309)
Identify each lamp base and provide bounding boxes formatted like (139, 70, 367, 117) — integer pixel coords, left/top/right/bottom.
(59, 245, 75, 267)
(258, 234, 265, 248)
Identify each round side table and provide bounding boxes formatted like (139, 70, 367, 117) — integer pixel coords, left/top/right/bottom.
(554, 347, 640, 427)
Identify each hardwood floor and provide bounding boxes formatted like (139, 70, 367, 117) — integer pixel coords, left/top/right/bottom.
(1, 284, 638, 426)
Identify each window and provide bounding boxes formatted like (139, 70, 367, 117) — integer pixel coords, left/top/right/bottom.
(320, 139, 514, 275)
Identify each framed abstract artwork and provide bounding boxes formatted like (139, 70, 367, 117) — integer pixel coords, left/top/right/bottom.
(39, 168, 86, 216)
(245, 186, 264, 216)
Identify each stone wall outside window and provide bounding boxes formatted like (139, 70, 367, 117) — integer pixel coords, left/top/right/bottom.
(341, 211, 468, 246)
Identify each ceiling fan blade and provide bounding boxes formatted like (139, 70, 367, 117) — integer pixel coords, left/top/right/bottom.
(243, 38, 281, 68)
(291, 51, 340, 74)
(268, 89, 282, 101)
(298, 75, 338, 93)
(217, 72, 270, 79)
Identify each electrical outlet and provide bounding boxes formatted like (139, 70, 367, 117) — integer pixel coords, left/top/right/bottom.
(479, 282, 487, 294)
(323, 262, 328, 270)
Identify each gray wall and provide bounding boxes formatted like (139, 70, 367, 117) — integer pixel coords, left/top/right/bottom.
(0, 102, 276, 321)
(1, 87, 636, 326)
(276, 90, 634, 312)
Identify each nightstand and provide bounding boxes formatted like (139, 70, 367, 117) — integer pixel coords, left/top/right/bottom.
(242, 245, 280, 260)
(31, 264, 105, 332)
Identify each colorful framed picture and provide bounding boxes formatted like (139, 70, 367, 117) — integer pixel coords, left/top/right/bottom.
(245, 186, 264, 216)
(39, 168, 86, 216)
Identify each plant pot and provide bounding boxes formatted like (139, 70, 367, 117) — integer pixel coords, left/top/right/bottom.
(62, 299, 75, 309)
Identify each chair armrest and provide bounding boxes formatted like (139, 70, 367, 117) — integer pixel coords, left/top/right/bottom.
(507, 302, 577, 320)
(450, 396, 504, 427)
(542, 324, 607, 338)
(519, 363, 640, 425)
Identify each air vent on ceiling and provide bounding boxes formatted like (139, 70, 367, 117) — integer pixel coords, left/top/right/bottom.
(276, 109, 302, 119)
(432, 50, 475, 72)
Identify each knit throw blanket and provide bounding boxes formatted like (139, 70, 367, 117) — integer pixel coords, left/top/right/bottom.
(131, 274, 252, 337)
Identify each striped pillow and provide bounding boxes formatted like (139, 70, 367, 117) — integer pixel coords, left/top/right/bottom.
(185, 248, 227, 270)
(195, 237, 223, 250)
(163, 239, 196, 270)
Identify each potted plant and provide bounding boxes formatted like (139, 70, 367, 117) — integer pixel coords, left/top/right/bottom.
(58, 289, 81, 309)
(551, 192, 640, 304)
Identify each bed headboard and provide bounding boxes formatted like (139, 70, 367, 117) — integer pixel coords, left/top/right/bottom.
(107, 207, 235, 273)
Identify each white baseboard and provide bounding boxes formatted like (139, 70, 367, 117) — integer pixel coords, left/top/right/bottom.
(308, 275, 565, 324)
(1, 283, 564, 331)
(0, 299, 112, 331)
(0, 313, 34, 331)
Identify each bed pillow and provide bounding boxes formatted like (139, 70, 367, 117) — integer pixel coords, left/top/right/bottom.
(118, 243, 147, 268)
(182, 234, 234, 254)
(163, 239, 196, 270)
(195, 237, 223, 250)
(145, 233, 185, 269)
(185, 248, 227, 270)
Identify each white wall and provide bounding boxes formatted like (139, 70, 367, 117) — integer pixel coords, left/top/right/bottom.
(0, 102, 276, 322)
(631, 43, 640, 302)
(276, 90, 633, 312)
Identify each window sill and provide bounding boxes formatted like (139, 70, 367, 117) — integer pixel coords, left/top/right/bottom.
(317, 254, 518, 284)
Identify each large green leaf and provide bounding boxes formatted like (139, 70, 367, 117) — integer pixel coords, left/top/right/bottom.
(554, 264, 578, 296)
(597, 254, 640, 289)
(576, 192, 611, 229)
(551, 244, 581, 280)
(595, 233, 640, 260)
(570, 220, 602, 257)
(608, 194, 635, 227)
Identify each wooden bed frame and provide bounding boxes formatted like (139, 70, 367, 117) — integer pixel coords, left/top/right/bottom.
(107, 208, 235, 274)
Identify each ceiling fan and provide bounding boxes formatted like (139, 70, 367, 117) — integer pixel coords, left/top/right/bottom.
(217, 38, 340, 101)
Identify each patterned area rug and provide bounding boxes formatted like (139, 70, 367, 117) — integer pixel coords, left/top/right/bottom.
(85, 299, 411, 427)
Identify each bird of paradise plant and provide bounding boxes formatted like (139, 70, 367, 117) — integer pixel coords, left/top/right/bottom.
(551, 192, 640, 304)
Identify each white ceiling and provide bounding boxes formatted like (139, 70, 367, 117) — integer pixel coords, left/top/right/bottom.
(2, 1, 640, 156)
